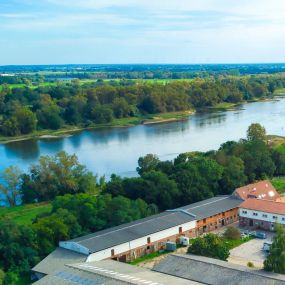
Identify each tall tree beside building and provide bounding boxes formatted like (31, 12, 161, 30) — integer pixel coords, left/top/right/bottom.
(264, 225, 285, 274)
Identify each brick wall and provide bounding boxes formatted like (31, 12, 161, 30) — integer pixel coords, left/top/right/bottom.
(196, 208, 239, 235)
(239, 217, 274, 231)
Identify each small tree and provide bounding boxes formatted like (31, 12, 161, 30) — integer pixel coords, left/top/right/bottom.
(264, 224, 285, 273)
(0, 166, 22, 206)
(247, 123, 266, 141)
(224, 226, 240, 240)
(0, 269, 5, 285)
(188, 233, 230, 261)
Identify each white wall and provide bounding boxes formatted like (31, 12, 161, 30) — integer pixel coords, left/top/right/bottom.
(239, 207, 285, 224)
(85, 220, 196, 262)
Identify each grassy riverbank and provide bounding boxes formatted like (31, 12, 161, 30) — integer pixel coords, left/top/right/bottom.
(0, 110, 194, 143)
(0, 202, 51, 225)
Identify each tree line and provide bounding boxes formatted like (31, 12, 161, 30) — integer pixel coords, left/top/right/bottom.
(1, 74, 285, 136)
(1, 124, 285, 283)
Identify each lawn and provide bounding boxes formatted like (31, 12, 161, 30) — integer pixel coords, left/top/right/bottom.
(128, 250, 170, 265)
(223, 236, 254, 249)
(274, 88, 285, 94)
(0, 202, 52, 225)
(208, 102, 239, 110)
(271, 177, 285, 194)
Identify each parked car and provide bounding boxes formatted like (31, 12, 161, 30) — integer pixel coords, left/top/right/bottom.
(263, 241, 272, 252)
(249, 231, 256, 237)
(241, 233, 249, 239)
(256, 232, 267, 239)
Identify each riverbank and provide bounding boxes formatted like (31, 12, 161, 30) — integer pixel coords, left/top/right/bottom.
(0, 110, 194, 144)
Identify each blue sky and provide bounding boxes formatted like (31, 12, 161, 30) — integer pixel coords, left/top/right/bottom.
(1, 0, 285, 64)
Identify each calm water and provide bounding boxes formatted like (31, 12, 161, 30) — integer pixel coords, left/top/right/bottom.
(1, 96, 285, 179)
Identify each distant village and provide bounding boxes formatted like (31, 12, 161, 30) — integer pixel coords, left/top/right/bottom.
(32, 180, 285, 285)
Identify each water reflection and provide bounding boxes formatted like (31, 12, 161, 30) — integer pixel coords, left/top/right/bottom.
(1, 97, 285, 178)
(4, 139, 39, 159)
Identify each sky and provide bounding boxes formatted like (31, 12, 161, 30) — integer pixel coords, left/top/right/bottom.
(1, 0, 285, 65)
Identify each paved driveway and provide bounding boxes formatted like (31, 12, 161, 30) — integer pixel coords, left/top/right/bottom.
(228, 232, 275, 269)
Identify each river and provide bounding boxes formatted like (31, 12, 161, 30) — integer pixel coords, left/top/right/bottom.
(1, 96, 285, 179)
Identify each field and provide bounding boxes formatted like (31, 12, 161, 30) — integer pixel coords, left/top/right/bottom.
(271, 177, 285, 194)
(274, 88, 285, 94)
(0, 202, 52, 225)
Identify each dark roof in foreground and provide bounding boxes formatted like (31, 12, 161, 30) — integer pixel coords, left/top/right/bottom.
(34, 260, 201, 285)
(65, 196, 241, 254)
(32, 247, 87, 275)
(153, 254, 285, 285)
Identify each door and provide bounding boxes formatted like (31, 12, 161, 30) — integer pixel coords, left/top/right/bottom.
(250, 219, 253, 227)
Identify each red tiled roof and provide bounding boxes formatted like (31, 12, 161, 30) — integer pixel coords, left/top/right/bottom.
(240, 198, 285, 215)
(234, 180, 279, 201)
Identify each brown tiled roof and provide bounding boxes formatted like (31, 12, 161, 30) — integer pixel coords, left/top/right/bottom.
(234, 180, 279, 201)
(240, 198, 285, 215)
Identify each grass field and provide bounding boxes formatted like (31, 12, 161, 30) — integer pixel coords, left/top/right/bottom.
(208, 102, 240, 110)
(128, 250, 170, 265)
(274, 88, 285, 94)
(0, 202, 52, 225)
(271, 177, 285, 194)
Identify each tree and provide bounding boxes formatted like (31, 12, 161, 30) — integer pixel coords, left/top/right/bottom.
(0, 220, 38, 273)
(247, 123, 266, 141)
(0, 166, 22, 206)
(37, 104, 63, 130)
(15, 107, 37, 134)
(142, 171, 180, 210)
(188, 233, 230, 261)
(264, 225, 285, 273)
(20, 151, 99, 203)
(137, 154, 160, 175)
(0, 270, 5, 285)
(90, 105, 113, 124)
(224, 226, 240, 240)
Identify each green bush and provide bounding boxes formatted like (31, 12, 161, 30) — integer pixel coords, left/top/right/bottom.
(224, 226, 240, 240)
(187, 233, 230, 261)
(247, 262, 254, 268)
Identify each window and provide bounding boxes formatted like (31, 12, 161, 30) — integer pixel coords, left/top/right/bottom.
(262, 214, 268, 218)
(111, 249, 115, 256)
(253, 212, 258, 216)
(147, 237, 151, 244)
(282, 217, 285, 221)
(179, 227, 182, 233)
(273, 216, 277, 220)
(222, 212, 225, 217)
(203, 218, 206, 223)
(242, 210, 247, 214)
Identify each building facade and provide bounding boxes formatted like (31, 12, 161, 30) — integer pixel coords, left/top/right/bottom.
(239, 198, 285, 231)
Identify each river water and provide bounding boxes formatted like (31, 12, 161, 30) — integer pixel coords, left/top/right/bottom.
(1, 96, 285, 179)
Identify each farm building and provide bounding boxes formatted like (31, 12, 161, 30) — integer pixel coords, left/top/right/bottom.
(33, 195, 241, 280)
(239, 198, 285, 231)
(233, 180, 280, 201)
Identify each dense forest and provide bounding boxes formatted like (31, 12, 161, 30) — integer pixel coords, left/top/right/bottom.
(1, 74, 285, 137)
(1, 124, 285, 283)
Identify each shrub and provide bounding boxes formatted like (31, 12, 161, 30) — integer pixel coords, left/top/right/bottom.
(247, 262, 254, 268)
(187, 233, 230, 261)
(224, 226, 240, 240)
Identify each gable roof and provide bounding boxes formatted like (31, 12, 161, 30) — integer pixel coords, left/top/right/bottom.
(177, 195, 242, 220)
(68, 210, 195, 254)
(234, 180, 279, 201)
(239, 198, 285, 216)
(63, 196, 241, 254)
(153, 254, 285, 285)
(32, 247, 87, 275)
